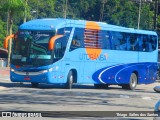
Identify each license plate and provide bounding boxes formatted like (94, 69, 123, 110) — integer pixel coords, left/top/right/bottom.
(24, 77, 31, 80)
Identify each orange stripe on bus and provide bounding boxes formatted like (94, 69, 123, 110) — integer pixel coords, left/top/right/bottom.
(86, 21, 101, 30)
(85, 21, 102, 60)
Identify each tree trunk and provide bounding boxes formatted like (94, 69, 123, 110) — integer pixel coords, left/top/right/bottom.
(7, 12, 13, 67)
(23, 0, 28, 23)
(6, 11, 9, 36)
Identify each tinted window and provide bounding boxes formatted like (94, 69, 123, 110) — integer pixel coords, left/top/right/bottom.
(111, 32, 128, 50)
(101, 31, 111, 49)
(57, 28, 65, 34)
(84, 29, 100, 48)
(128, 34, 137, 51)
(53, 36, 67, 60)
(70, 28, 157, 52)
(150, 35, 157, 51)
(70, 28, 84, 50)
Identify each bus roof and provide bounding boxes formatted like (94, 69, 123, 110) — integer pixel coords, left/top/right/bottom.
(19, 18, 157, 36)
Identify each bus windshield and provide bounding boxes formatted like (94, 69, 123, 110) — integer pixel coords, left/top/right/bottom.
(11, 30, 56, 67)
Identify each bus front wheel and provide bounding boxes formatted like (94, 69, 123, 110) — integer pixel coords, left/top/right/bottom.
(122, 73, 137, 90)
(65, 71, 73, 89)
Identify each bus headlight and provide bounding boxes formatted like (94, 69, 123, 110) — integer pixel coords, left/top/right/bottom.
(41, 70, 48, 73)
(11, 68, 15, 72)
(41, 68, 53, 73)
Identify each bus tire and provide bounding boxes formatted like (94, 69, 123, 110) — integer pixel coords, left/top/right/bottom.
(65, 71, 73, 89)
(123, 73, 137, 90)
(31, 82, 39, 88)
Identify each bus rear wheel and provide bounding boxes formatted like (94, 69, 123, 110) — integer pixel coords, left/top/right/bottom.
(122, 73, 137, 90)
(65, 71, 73, 89)
(31, 82, 39, 88)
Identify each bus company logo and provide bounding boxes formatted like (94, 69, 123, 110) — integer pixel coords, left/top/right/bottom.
(79, 53, 108, 61)
(34, 33, 50, 40)
(85, 48, 102, 60)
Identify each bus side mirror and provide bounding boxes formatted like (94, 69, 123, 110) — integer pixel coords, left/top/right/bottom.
(4, 34, 14, 49)
(48, 35, 63, 50)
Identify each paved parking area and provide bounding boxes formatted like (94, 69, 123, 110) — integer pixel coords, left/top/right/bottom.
(0, 67, 9, 77)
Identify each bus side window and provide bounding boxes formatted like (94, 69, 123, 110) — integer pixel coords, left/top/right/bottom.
(70, 28, 83, 51)
(106, 31, 111, 49)
(129, 34, 136, 51)
(112, 31, 121, 50)
(119, 33, 127, 50)
(142, 35, 148, 52)
(151, 35, 157, 51)
(134, 34, 142, 51)
(137, 35, 143, 51)
(125, 34, 131, 51)
(72, 38, 80, 47)
(147, 35, 153, 52)
(54, 36, 67, 58)
(64, 27, 72, 40)
(101, 31, 110, 49)
(57, 28, 65, 34)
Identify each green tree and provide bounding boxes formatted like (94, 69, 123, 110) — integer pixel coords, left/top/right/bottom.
(0, 19, 6, 48)
(140, 3, 154, 30)
(29, 0, 56, 19)
(1, 0, 25, 66)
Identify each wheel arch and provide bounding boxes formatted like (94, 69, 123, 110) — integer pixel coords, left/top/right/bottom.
(132, 70, 138, 84)
(69, 69, 77, 83)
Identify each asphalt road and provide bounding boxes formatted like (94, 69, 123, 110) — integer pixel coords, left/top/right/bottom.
(0, 73, 159, 120)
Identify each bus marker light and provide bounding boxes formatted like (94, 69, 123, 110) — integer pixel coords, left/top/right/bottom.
(53, 76, 56, 78)
(11, 69, 14, 72)
(59, 76, 64, 78)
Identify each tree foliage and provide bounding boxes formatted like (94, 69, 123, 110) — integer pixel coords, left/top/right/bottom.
(0, 0, 160, 48)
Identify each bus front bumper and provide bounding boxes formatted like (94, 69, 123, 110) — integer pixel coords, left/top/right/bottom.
(10, 69, 65, 84)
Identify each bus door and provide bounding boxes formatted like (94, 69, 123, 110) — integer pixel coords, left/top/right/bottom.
(52, 36, 67, 83)
(67, 27, 85, 83)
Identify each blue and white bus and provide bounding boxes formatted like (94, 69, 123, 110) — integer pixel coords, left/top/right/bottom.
(4, 18, 158, 89)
